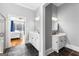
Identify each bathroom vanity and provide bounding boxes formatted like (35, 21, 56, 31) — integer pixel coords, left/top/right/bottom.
(10, 31, 21, 39)
(29, 32, 40, 51)
(52, 33, 66, 53)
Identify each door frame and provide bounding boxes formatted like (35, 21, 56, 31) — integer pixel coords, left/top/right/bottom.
(0, 13, 6, 53)
(39, 3, 50, 56)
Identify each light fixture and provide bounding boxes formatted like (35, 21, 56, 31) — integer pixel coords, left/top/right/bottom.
(52, 17, 58, 21)
(35, 17, 40, 21)
(10, 16, 16, 20)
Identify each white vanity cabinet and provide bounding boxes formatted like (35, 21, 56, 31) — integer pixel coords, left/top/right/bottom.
(52, 33, 66, 53)
(29, 32, 40, 51)
(10, 31, 21, 38)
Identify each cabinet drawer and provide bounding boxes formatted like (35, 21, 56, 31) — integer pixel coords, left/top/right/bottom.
(59, 37, 66, 44)
(59, 37, 66, 49)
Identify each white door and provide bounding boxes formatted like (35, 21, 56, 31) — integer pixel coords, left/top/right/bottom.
(0, 13, 5, 53)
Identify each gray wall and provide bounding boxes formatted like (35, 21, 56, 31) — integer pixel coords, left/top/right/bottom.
(58, 3, 79, 47)
(52, 4, 58, 31)
(45, 4, 57, 50)
(34, 8, 41, 33)
(45, 4, 52, 50)
(0, 3, 35, 48)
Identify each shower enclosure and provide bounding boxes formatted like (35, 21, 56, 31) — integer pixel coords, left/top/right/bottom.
(0, 13, 5, 53)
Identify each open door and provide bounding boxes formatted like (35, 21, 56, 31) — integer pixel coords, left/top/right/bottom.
(0, 13, 5, 53)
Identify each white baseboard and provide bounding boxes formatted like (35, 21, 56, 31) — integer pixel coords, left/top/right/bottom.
(45, 48, 53, 56)
(66, 44, 79, 52)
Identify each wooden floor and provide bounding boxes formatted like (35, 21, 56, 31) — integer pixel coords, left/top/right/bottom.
(48, 47, 79, 56)
(11, 38, 22, 47)
(0, 43, 38, 56)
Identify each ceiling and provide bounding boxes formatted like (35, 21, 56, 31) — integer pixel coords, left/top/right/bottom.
(16, 3, 63, 11)
(16, 3, 42, 10)
(53, 3, 64, 6)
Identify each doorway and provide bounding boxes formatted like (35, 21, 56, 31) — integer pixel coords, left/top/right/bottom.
(9, 16, 26, 47)
(0, 13, 6, 53)
(42, 3, 57, 55)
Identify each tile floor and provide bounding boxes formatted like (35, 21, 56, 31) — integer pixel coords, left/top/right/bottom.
(0, 44, 79, 56)
(0, 43, 38, 56)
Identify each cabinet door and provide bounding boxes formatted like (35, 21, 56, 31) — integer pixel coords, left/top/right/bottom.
(59, 36, 66, 49)
(52, 36, 59, 50)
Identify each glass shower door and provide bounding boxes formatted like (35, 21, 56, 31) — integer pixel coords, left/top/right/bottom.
(0, 14, 5, 53)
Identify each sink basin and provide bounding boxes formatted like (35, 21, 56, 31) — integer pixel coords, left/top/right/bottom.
(53, 33, 66, 36)
(52, 30, 58, 35)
